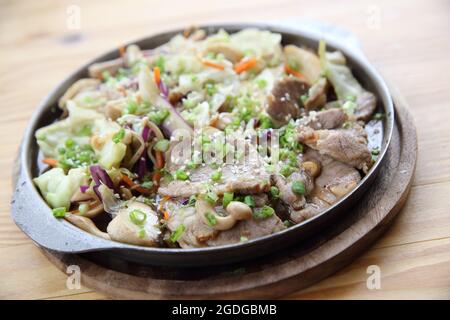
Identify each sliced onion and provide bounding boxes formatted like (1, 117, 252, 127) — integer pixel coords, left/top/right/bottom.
(136, 156, 147, 179)
(90, 166, 101, 185)
(93, 184, 102, 201)
(161, 105, 193, 138)
(97, 169, 115, 190)
(90, 165, 118, 195)
(80, 185, 89, 193)
(159, 80, 169, 98)
(146, 119, 164, 140)
(98, 185, 122, 216)
(142, 125, 151, 142)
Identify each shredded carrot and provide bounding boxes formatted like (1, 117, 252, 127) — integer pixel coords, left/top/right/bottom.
(284, 63, 304, 78)
(234, 58, 257, 74)
(159, 196, 171, 220)
(121, 174, 134, 187)
(163, 211, 170, 220)
(152, 152, 164, 187)
(119, 46, 126, 58)
(121, 175, 152, 195)
(134, 185, 153, 195)
(42, 158, 58, 167)
(183, 27, 192, 38)
(155, 151, 164, 169)
(209, 115, 219, 128)
(152, 171, 161, 188)
(136, 94, 142, 104)
(153, 66, 161, 87)
(117, 86, 127, 97)
(202, 59, 225, 70)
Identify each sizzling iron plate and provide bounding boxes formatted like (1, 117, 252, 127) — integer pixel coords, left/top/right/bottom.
(11, 23, 394, 267)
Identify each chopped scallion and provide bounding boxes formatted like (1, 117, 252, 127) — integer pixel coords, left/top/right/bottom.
(52, 207, 66, 218)
(253, 205, 274, 219)
(112, 128, 125, 144)
(222, 192, 234, 208)
(205, 211, 217, 226)
(174, 169, 189, 181)
(154, 139, 170, 152)
(244, 195, 255, 208)
(291, 181, 306, 195)
(170, 224, 185, 242)
(129, 209, 147, 225)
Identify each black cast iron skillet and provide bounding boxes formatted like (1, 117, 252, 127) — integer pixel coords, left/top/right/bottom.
(11, 23, 394, 267)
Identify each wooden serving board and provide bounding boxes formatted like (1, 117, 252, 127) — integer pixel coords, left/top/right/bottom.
(33, 89, 417, 299)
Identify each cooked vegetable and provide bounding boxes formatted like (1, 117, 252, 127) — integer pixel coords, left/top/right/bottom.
(291, 181, 306, 195)
(52, 207, 66, 218)
(211, 170, 222, 182)
(222, 192, 234, 207)
(234, 58, 257, 74)
(34, 167, 88, 209)
(170, 224, 186, 242)
(253, 205, 274, 219)
(112, 128, 125, 143)
(154, 139, 170, 152)
(244, 195, 255, 208)
(318, 40, 376, 121)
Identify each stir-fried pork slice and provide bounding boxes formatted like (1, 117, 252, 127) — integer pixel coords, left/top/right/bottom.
(304, 78, 328, 111)
(165, 197, 283, 248)
(297, 124, 372, 172)
(355, 91, 377, 121)
(304, 149, 361, 201)
(159, 163, 271, 197)
(271, 170, 314, 210)
(206, 214, 286, 246)
(313, 159, 361, 204)
(289, 149, 361, 223)
(302, 108, 347, 130)
(158, 140, 271, 197)
(267, 77, 310, 125)
(289, 197, 329, 223)
(322, 95, 376, 122)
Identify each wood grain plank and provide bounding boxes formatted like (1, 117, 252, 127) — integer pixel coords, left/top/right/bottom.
(0, 244, 94, 299)
(1, 237, 449, 300)
(287, 238, 450, 299)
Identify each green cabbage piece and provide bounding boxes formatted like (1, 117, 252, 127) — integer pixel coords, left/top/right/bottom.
(92, 119, 127, 169)
(36, 99, 127, 169)
(34, 167, 88, 209)
(318, 40, 366, 100)
(35, 101, 103, 158)
(73, 91, 107, 110)
(180, 101, 210, 126)
(230, 28, 282, 66)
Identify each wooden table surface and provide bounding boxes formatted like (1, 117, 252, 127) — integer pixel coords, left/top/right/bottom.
(1, 0, 449, 300)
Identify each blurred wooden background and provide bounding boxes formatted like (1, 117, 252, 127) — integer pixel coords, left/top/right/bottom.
(1, 0, 449, 299)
